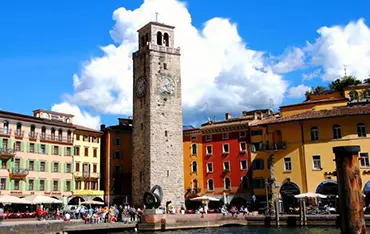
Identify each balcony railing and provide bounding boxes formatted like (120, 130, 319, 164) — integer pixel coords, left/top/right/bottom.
(83, 172, 100, 179)
(0, 128, 11, 136)
(0, 148, 16, 159)
(187, 188, 201, 194)
(8, 168, 29, 178)
(264, 142, 287, 151)
(14, 130, 24, 138)
(40, 134, 73, 143)
(29, 132, 38, 140)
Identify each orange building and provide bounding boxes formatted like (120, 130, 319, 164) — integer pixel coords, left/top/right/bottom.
(100, 118, 132, 205)
(183, 128, 204, 199)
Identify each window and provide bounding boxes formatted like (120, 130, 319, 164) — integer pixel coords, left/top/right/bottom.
(67, 131, 72, 142)
(66, 147, 71, 156)
(206, 145, 212, 155)
(15, 141, 21, 151)
(41, 127, 46, 139)
(92, 137, 98, 143)
(53, 163, 59, 172)
(163, 63, 168, 70)
(40, 144, 46, 154)
(0, 178, 6, 190)
(206, 135, 212, 141)
(14, 180, 20, 190)
(284, 157, 292, 171)
(310, 127, 319, 141)
(16, 123, 22, 136)
(28, 180, 34, 191)
(252, 178, 265, 189)
(30, 125, 36, 138)
(76, 135, 80, 140)
(239, 131, 246, 138)
(251, 142, 263, 152)
(83, 135, 89, 142)
(240, 160, 248, 170)
(251, 130, 262, 136)
(357, 123, 366, 137)
(240, 142, 247, 152)
(58, 129, 63, 141)
(30, 143, 35, 153)
(191, 136, 196, 141)
(66, 181, 71, 191)
(312, 155, 321, 170)
(53, 146, 59, 155)
(39, 180, 45, 191)
(222, 133, 229, 139)
(165, 131, 168, 137)
(191, 144, 197, 155)
(333, 124, 342, 139)
(53, 180, 58, 191)
(114, 166, 121, 177)
(191, 161, 197, 173)
(84, 147, 89, 156)
(40, 162, 45, 172)
(156, 31, 162, 45)
(192, 179, 198, 189)
(224, 177, 231, 190)
(51, 128, 56, 140)
(75, 146, 80, 156)
(93, 164, 97, 173)
(93, 148, 97, 157)
(206, 162, 213, 173)
(29, 161, 34, 171)
(115, 151, 120, 159)
(115, 138, 120, 145)
(223, 161, 230, 172)
(360, 153, 370, 168)
(241, 176, 249, 189)
(66, 163, 72, 173)
(252, 159, 264, 170)
(207, 179, 214, 191)
(163, 33, 169, 46)
(222, 144, 229, 154)
(75, 181, 81, 190)
(1, 161, 5, 169)
(75, 162, 80, 172)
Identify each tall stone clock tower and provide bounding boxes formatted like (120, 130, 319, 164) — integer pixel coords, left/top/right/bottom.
(132, 21, 184, 207)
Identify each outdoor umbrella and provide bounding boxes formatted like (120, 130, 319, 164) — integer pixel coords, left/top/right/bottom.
(80, 200, 104, 205)
(0, 195, 31, 204)
(190, 195, 220, 202)
(21, 195, 63, 204)
(294, 192, 328, 199)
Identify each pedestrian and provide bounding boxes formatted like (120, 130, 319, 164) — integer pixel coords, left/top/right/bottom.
(56, 208, 60, 220)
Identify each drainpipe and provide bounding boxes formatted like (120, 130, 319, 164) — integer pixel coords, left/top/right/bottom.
(299, 121, 308, 193)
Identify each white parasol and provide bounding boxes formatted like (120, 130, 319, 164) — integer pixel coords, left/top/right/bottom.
(190, 195, 220, 202)
(21, 195, 63, 204)
(0, 195, 31, 204)
(294, 192, 328, 199)
(80, 200, 104, 205)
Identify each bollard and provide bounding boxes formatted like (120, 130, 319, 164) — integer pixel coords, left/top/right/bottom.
(333, 146, 366, 234)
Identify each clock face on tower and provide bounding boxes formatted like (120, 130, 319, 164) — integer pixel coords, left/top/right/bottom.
(136, 77, 146, 97)
(159, 75, 175, 95)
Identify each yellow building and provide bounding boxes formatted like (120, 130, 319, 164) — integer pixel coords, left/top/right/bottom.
(69, 125, 104, 204)
(183, 128, 204, 199)
(249, 84, 370, 211)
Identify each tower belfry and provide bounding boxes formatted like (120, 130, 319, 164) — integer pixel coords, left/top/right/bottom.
(131, 21, 184, 207)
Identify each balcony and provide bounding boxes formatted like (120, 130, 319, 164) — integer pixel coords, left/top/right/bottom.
(14, 130, 24, 139)
(40, 134, 73, 144)
(29, 132, 38, 140)
(74, 190, 104, 196)
(8, 168, 29, 178)
(74, 171, 82, 178)
(0, 128, 11, 137)
(0, 148, 16, 159)
(83, 172, 100, 179)
(187, 187, 201, 194)
(264, 142, 287, 151)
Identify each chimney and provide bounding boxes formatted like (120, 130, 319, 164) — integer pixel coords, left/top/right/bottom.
(225, 113, 231, 120)
(100, 124, 106, 131)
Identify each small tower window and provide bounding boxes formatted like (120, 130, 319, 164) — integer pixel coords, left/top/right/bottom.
(141, 36, 145, 48)
(163, 33, 169, 47)
(157, 31, 163, 45)
(145, 33, 149, 44)
(165, 131, 168, 137)
(163, 63, 167, 70)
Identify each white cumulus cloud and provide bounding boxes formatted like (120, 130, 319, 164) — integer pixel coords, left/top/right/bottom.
(287, 85, 311, 99)
(305, 18, 370, 81)
(51, 102, 101, 130)
(273, 47, 306, 74)
(61, 0, 288, 123)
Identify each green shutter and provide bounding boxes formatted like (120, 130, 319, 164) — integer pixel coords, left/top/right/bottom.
(64, 163, 67, 173)
(26, 179, 29, 191)
(35, 161, 39, 172)
(51, 162, 54, 172)
(27, 142, 30, 153)
(8, 140, 13, 150)
(71, 147, 75, 156)
(45, 161, 48, 172)
(59, 146, 62, 156)
(36, 144, 40, 153)
(71, 180, 75, 192)
(64, 147, 67, 156)
(10, 180, 14, 190)
(58, 180, 60, 191)
(20, 180, 23, 191)
(64, 180, 66, 192)
(46, 145, 49, 154)
(20, 159, 24, 168)
(58, 163, 61, 172)
(34, 180, 39, 191)
(0, 138, 2, 149)
(20, 142, 24, 152)
(5, 178, 9, 190)
(26, 160, 29, 170)
(45, 180, 48, 191)
(7, 160, 12, 169)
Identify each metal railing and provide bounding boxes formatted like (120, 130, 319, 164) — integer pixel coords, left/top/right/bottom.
(14, 130, 24, 137)
(0, 147, 16, 155)
(8, 168, 29, 177)
(0, 128, 11, 135)
(29, 132, 38, 139)
(40, 134, 73, 143)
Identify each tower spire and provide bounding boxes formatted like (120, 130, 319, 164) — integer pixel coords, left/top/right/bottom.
(155, 12, 159, 22)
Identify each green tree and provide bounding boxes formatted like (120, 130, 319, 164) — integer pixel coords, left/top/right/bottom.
(363, 78, 370, 84)
(329, 75, 361, 92)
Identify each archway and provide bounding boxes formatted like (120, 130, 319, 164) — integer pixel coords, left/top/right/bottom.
(364, 181, 370, 205)
(230, 196, 248, 207)
(68, 196, 85, 205)
(316, 180, 338, 206)
(92, 197, 104, 202)
(280, 182, 300, 213)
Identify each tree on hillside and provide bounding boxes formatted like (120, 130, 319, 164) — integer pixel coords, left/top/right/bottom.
(329, 75, 361, 92)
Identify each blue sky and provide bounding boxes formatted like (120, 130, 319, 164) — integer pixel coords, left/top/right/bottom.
(1, 0, 370, 128)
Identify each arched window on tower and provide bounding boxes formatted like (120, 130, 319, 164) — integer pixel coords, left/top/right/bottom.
(157, 31, 162, 45)
(41, 126, 46, 139)
(207, 179, 214, 191)
(145, 33, 149, 44)
(58, 129, 63, 141)
(163, 33, 169, 47)
(224, 177, 231, 190)
(51, 128, 56, 140)
(141, 36, 145, 48)
(191, 161, 197, 173)
(192, 179, 198, 190)
(2, 121, 9, 135)
(191, 143, 197, 155)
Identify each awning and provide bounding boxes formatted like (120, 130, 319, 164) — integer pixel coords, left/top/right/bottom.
(364, 181, 370, 194)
